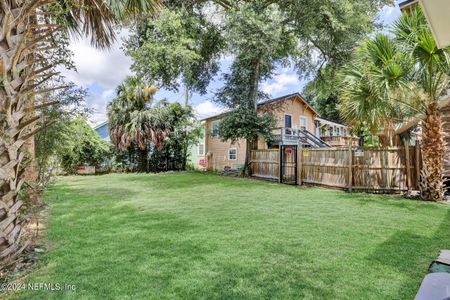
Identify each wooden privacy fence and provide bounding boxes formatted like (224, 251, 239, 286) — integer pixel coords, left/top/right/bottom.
(300, 148, 350, 189)
(251, 149, 279, 180)
(251, 143, 421, 192)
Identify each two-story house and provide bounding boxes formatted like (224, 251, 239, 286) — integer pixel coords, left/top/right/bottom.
(189, 93, 353, 171)
(204, 93, 321, 171)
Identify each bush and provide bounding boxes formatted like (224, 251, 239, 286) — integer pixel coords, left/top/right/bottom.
(59, 118, 112, 174)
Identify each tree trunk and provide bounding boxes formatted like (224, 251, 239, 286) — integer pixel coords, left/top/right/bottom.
(182, 142, 188, 171)
(0, 0, 57, 264)
(420, 101, 445, 201)
(0, 0, 34, 263)
(380, 118, 395, 147)
(184, 85, 189, 108)
(244, 139, 258, 177)
(244, 59, 261, 176)
(139, 148, 148, 172)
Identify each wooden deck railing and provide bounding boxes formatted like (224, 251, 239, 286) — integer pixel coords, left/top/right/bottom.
(271, 127, 329, 147)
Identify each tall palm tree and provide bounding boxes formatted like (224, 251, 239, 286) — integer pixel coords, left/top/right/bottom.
(394, 9, 450, 201)
(340, 9, 450, 201)
(0, 0, 161, 264)
(108, 77, 164, 172)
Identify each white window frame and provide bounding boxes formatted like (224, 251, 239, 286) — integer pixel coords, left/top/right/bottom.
(299, 116, 307, 131)
(198, 143, 205, 156)
(228, 148, 237, 160)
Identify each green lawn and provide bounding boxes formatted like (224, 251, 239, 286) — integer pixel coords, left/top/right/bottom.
(7, 172, 450, 299)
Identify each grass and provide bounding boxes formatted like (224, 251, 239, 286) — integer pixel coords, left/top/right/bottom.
(7, 172, 450, 299)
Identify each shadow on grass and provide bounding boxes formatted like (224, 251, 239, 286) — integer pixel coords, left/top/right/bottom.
(367, 210, 450, 299)
(117, 172, 272, 190)
(334, 191, 445, 212)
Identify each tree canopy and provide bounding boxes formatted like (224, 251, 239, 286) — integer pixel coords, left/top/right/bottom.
(125, 0, 393, 172)
(35, 78, 91, 188)
(126, 0, 393, 130)
(125, 6, 224, 103)
(58, 118, 112, 174)
(108, 77, 201, 172)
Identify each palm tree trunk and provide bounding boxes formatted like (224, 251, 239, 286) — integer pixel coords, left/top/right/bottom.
(381, 119, 395, 146)
(0, 0, 56, 264)
(0, 0, 34, 262)
(420, 101, 445, 201)
(138, 148, 148, 172)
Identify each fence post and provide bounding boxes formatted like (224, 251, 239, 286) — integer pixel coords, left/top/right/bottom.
(404, 140, 411, 194)
(415, 141, 421, 189)
(298, 141, 303, 186)
(348, 144, 353, 192)
(381, 148, 387, 189)
(278, 144, 282, 183)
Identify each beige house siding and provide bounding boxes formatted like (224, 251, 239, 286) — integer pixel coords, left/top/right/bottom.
(258, 95, 318, 147)
(441, 105, 450, 177)
(205, 119, 247, 171)
(205, 94, 318, 171)
(267, 97, 316, 132)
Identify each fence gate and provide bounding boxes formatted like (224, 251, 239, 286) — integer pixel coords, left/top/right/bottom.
(280, 145, 297, 184)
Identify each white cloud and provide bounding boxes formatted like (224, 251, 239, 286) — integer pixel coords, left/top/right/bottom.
(58, 30, 131, 125)
(380, 4, 401, 26)
(59, 29, 132, 89)
(261, 72, 300, 96)
(89, 89, 115, 126)
(195, 100, 223, 119)
(382, 5, 395, 17)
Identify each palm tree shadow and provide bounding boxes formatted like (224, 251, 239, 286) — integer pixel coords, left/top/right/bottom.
(367, 209, 450, 299)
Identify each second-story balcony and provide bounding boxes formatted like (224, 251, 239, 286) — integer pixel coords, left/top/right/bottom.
(271, 127, 329, 148)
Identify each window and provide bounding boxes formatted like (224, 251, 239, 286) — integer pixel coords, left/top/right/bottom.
(299, 116, 307, 131)
(336, 127, 340, 136)
(228, 148, 237, 160)
(284, 114, 292, 128)
(211, 120, 220, 137)
(198, 143, 205, 156)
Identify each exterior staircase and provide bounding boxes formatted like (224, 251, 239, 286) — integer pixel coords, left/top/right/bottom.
(272, 127, 330, 148)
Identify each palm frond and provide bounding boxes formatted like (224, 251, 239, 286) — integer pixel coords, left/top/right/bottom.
(393, 7, 450, 99)
(107, 0, 162, 20)
(58, 0, 116, 48)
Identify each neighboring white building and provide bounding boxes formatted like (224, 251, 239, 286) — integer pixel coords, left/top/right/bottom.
(314, 117, 358, 147)
(314, 117, 348, 137)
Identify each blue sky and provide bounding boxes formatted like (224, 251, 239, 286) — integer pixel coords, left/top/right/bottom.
(61, 2, 402, 125)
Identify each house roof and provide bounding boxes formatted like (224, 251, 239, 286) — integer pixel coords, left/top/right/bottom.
(93, 120, 108, 130)
(392, 96, 450, 135)
(201, 92, 319, 121)
(315, 117, 347, 128)
(399, 0, 418, 9)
